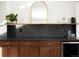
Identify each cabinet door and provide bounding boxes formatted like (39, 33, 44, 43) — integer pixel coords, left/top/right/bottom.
(2, 47, 8, 57)
(49, 47, 60, 57)
(19, 47, 39, 57)
(2, 47, 18, 57)
(40, 47, 60, 57)
(29, 47, 39, 57)
(40, 47, 49, 57)
(19, 47, 29, 57)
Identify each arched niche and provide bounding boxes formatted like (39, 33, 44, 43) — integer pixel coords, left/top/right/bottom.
(30, 1, 48, 24)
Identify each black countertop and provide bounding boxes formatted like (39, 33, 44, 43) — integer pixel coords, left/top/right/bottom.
(0, 37, 79, 42)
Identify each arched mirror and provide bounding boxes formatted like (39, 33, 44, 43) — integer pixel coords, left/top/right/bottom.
(30, 1, 48, 24)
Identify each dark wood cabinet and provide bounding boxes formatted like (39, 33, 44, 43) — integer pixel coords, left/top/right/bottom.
(19, 47, 39, 57)
(2, 47, 18, 57)
(0, 40, 61, 57)
(40, 47, 49, 57)
(49, 47, 60, 57)
(40, 47, 60, 57)
(28, 47, 39, 57)
(40, 41, 61, 57)
(18, 47, 29, 57)
(1, 41, 18, 57)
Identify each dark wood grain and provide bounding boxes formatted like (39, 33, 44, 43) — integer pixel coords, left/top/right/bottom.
(1, 40, 61, 57)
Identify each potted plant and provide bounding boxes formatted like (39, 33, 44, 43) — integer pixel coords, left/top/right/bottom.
(6, 13, 18, 24)
(6, 13, 17, 38)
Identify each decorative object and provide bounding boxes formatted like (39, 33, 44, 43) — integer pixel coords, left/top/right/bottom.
(71, 17, 76, 24)
(6, 13, 17, 38)
(6, 13, 18, 24)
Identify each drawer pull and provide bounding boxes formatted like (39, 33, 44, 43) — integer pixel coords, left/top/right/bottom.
(4, 42, 10, 45)
(48, 43, 53, 45)
(8, 47, 10, 48)
(25, 43, 31, 45)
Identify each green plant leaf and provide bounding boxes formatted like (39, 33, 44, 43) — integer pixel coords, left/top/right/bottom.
(6, 13, 18, 23)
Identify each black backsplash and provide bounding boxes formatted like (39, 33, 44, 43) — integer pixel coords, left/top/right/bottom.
(15, 24, 75, 39)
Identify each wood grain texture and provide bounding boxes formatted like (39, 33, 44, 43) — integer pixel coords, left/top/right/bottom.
(1, 40, 61, 57)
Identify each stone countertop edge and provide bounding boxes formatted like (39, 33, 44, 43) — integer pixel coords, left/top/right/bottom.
(0, 38, 79, 42)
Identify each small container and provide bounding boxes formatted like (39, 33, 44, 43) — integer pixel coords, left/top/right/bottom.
(71, 17, 76, 24)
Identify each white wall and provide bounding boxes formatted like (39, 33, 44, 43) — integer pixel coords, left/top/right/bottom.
(0, 1, 7, 35)
(5, 1, 76, 24)
(47, 1, 76, 24)
(6, 1, 31, 24)
(0, 1, 7, 23)
(76, 2, 79, 39)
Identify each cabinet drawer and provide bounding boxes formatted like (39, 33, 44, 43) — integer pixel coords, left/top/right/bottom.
(40, 41, 60, 47)
(1, 41, 17, 47)
(19, 41, 32, 46)
(19, 41, 39, 47)
(31, 41, 39, 47)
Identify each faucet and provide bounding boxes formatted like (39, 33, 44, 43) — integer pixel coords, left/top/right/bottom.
(67, 30, 76, 40)
(67, 30, 72, 39)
